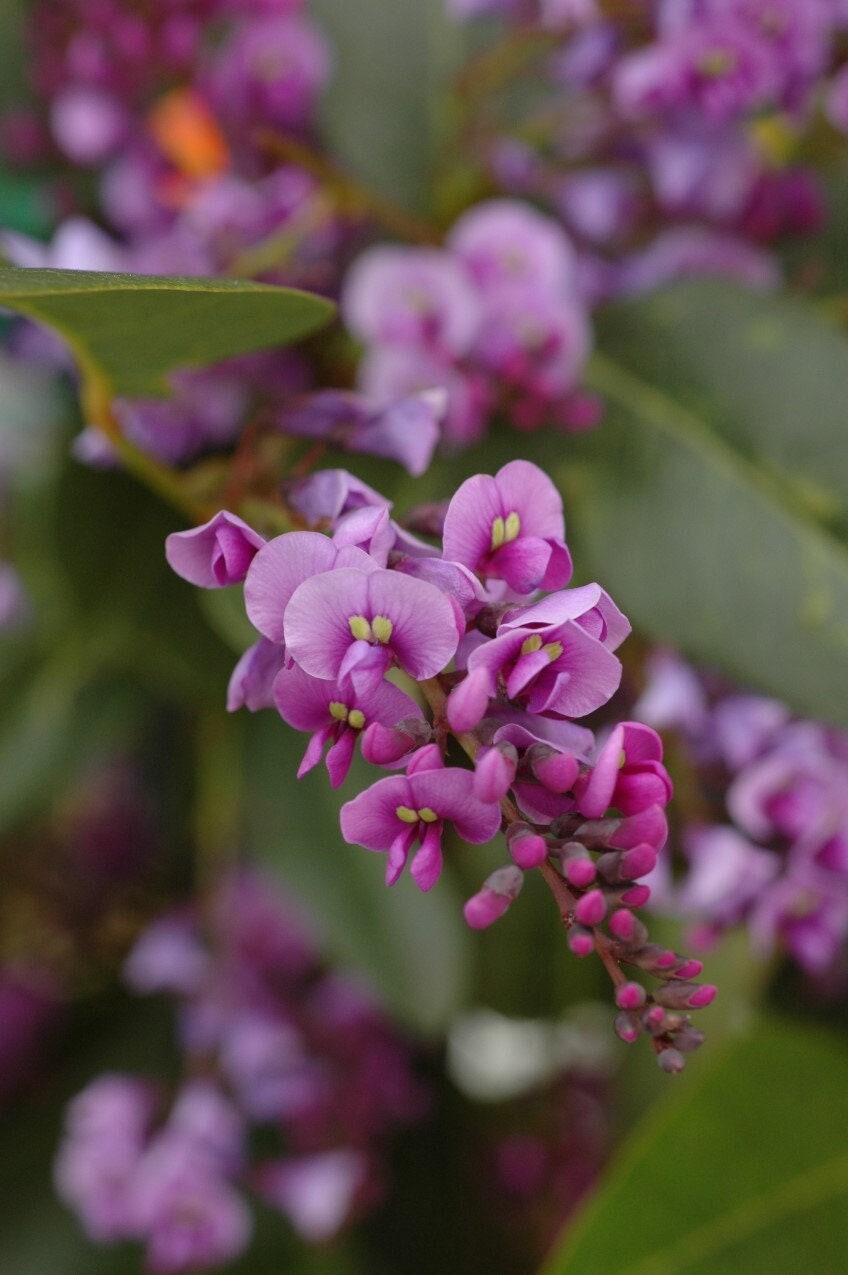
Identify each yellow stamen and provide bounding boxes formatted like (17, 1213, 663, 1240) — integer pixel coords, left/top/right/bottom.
(418, 807, 438, 823)
(396, 805, 419, 823)
(504, 511, 521, 542)
(329, 701, 349, 722)
(349, 615, 373, 641)
(371, 615, 393, 644)
(348, 709, 366, 730)
(491, 516, 506, 550)
(541, 641, 563, 661)
(521, 634, 543, 655)
(698, 47, 736, 78)
(618, 749, 627, 769)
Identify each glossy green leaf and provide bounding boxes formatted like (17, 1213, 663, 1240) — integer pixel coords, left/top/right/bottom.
(0, 266, 334, 401)
(559, 286, 848, 726)
(312, 0, 462, 214)
(594, 282, 848, 526)
(543, 1021, 848, 1275)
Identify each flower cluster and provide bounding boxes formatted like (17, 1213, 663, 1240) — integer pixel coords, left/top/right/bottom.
(55, 870, 426, 1271)
(342, 199, 596, 445)
(446, 0, 848, 300)
(167, 461, 715, 1067)
(637, 650, 848, 978)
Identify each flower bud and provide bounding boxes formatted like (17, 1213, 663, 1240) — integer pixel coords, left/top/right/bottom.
(473, 743, 518, 803)
(614, 1011, 641, 1044)
(463, 865, 524, 930)
(574, 889, 606, 927)
(361, 718, 431, 766)
(615, 981, 646, 1011)
(568, 927, 594, 957)
(657, 1048, 686, 1074)
(505, 823, 548, 869)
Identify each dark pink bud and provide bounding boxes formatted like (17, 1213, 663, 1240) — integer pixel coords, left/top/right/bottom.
(568, 927, 594, 957)
(609, 909, 637, 942)
(473, 743, 518, 803)
(361, 718, 431, 766)
(610, 805, 667, 851)
(564, 856, 596, 889)
(654, 982, 717, 1011)
(575, 889, 606, 927)
(614, 1011, 641, 1044)
(506, 823, 548, 869)
(657, 1048, 686, 1074)
(673, 959, 703, 980)
(621, 884, 650, 907)
(619, 843, 658, 880)
(463, 865, 524, 930)
(642, 1005, 667, 1035)
(615, 981, 646, 1011)
(655, 949, 678, 970)
(528, 745, 578, 794)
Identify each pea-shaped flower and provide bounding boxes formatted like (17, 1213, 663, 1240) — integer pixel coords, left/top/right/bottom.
(341, 767, 502, 890)
(284, 567, 461, 684)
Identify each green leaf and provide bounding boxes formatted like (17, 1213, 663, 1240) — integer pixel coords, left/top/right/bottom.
(312, 0, 463, 215)
(559, 284, 848, 726)
(543, 1021, 848, 1275)
(0, 266, 334, 401)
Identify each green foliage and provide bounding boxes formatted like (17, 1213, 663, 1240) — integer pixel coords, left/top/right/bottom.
(543, 1021, 848, 1274)
(0, 266, 334, 401)
(559, 282, 848, 727)
(312, 0, 463, 215)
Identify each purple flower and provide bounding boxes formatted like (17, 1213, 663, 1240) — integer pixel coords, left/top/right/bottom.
(243, 532, 378, 647)
(574, 723, 673, 819)
(442, 460, 572, 595)
(446, 198, 576, 297)
(282, 469, 389, 529)
(342, 245, 481, 356)
(201, 15, 332, 133)
(274, 663, 424, 787)
(340, 766, 502, 889)
(279, 389, 445, 476)
(283, 567, 461, 685)
(258, 1149, 367, 1242)
(227, 637, 287, 713)
(165, 511, 265, 588)
(123, 913, 210, 996)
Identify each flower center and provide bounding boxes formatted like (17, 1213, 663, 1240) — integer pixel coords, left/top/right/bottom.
(697, 46, 737, 79)
(491, 511, 521, 551)
(395, 805, 439, 824)
(329, 701, 367, 730)
(520, 634, 562, 661)
(348, 614, 394, 643)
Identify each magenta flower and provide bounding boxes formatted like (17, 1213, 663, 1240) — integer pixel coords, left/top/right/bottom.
(340, 768, 502, 890)
(447, 613, 623, 734)
(446, 199, 575, 298)
(442, 460, 573, 595)
(165, 511, 265, 589)
(243, 532, 378, 646)
(283, 567, 461, 685)
(574, 723, 673, 819)
(342, 245, 481, 356)
(226, 638, 286, 713)
(274, 663, 424, 787)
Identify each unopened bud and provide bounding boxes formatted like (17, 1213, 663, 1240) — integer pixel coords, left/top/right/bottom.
(463, 865, 524, 930)
(620, 884, 651, 907)
(653, 982, 717, 1011)
(619, 843, 658, 880)
(473, 743, 518, 802)
(361, 718, 430, 765)
(672, 1025, 706, 1053)
(615, 1011, 641, 1044)
(575, 889, 606, 927)
(568, 926, 594, 957)
(673, 959, 704, 980)
(615, 981, 647, 1011)
(528, 745, 578, 794)
(609, 909, 648, 947)
(657, 1047, 686, 1074)
(505, 822, 548, 869)
(642, 1005, 668, 1035)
